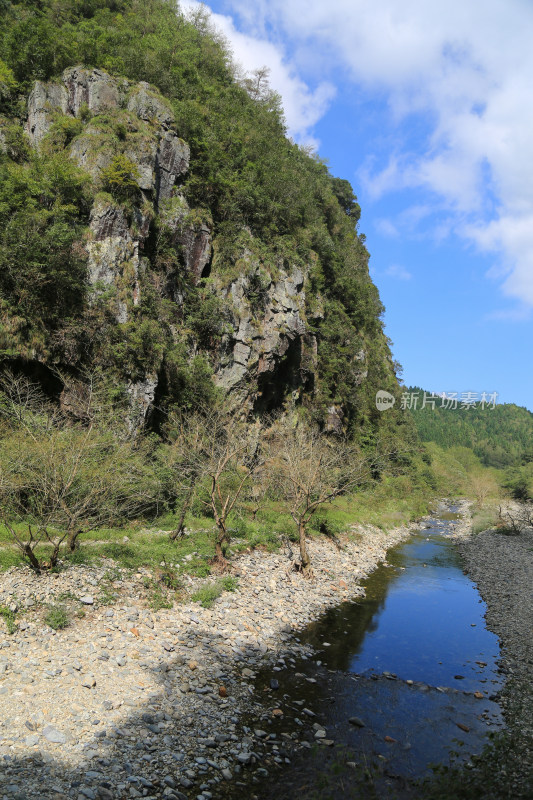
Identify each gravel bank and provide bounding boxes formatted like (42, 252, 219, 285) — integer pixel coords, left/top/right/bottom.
(454, 510, 533, 796)
(0, 523, 411, 800)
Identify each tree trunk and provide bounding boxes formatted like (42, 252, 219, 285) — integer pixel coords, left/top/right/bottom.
(214, 521, 230, 568)
(67, 527, 80, 552)
(49, 541, 61, 569)
(299, 520, 310, 571)
(23, 543, 41, 573)
(170, 481, 195, 541)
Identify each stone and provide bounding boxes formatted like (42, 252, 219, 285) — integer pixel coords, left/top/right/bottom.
(80, 596, 94, 605)
(96, 788, 114, 800)
(348, 716, 365, 728)
(43, 725, 68, 744)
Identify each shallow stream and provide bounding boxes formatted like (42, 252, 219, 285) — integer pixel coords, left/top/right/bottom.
(250, 504, 505, 798)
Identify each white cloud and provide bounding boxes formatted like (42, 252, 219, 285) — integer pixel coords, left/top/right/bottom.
(179, 1, 335, 144)
(385, 264, 413, 281)
(205, 0, 533, 309)
(374, 218, 399, 238)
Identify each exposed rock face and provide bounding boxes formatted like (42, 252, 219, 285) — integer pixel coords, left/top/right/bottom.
(159, 198, 212, 287)
(24, 67, 199, 427)
(26, 81, 68, 144)
(126, 82, 175, 127)
(215, 266, 316, 413)
(63, 67, 124, 117)
(325, 405, 344, 435)
(177, 222, 212, 281)
(86, 201, 150, 323)
(22, 67, 327, 430)
(0, 117, 7, 153)
(26, 67, 190, 204)
(155, 130, 190, 203)
(126, 375, 158, 434)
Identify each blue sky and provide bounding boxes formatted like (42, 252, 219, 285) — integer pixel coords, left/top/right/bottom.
(181, 0, 533, 410)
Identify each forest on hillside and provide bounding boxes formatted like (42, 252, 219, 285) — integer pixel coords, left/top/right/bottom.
(406, 386, 533, 468)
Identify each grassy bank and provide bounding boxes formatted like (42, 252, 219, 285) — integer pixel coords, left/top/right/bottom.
(0, 481, 429, 577)
(0, 434, 512, 579)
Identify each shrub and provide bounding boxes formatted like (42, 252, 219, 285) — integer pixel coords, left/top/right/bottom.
(0, 604, 17, 634)
(44, 604, 69, 630)
(191, 576, 239, 608)
(100, 154, 140, 201)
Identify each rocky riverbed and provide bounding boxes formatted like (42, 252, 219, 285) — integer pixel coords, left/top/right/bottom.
(454, 511, 533, 797)
(0, 523, 412, 800)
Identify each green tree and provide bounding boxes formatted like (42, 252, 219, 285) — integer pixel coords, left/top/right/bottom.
(100, 154, 140, 201)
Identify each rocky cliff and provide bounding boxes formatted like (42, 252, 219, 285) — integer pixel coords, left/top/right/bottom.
(10, 66, 356, 430)
(0, 0, 405, 443)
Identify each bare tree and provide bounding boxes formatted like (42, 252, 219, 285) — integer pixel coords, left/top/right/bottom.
(470, 472, 498, 509)
(0, 370, 57, 434)
(163, 411, 206, 541)
(163, 408, 262, 567)
(241, 66, 271, 101)
(498, 502, 533, 535)
(0, 371, 161, 571)
(269, 422, 372, 576)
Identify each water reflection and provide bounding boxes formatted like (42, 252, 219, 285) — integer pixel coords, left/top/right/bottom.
(246, 508, 505, 799)
(300, 515, 503, 692)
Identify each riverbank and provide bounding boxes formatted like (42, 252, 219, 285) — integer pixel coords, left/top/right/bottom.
(0, 521, 412, 799)
(450, 513, 533, 798)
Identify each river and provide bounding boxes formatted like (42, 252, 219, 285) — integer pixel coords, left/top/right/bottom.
(247, 503, 505, 799)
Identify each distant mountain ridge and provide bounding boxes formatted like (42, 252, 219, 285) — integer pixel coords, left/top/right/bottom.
(406, 385, 533, 467)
